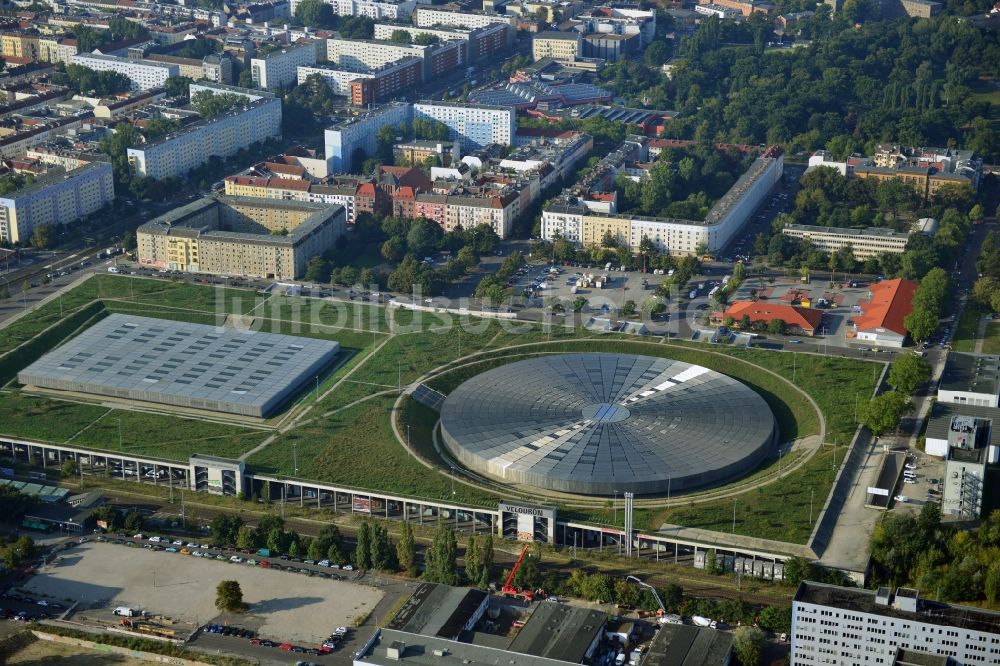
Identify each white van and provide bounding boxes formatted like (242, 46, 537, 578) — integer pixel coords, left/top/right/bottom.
(107, 266, 120, 274)
(113, 607, 138, 617)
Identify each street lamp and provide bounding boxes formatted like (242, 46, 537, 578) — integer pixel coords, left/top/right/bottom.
(613, 490, 618, 523)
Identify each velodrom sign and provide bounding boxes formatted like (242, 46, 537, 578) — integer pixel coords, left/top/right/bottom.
(498, 502, 556, 543)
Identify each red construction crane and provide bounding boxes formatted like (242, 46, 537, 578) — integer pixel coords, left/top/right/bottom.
(502, 544, 535, 601)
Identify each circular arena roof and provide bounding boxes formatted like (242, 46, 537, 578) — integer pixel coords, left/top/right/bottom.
(439, 353, 776, 496)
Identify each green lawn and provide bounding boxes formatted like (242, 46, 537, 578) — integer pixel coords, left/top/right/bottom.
(246, 395, 500, 507)
(982, 322, 1000, 355)
(69, 409, 269, 461)
(952, 305, 984, 353)
(0, 393, 110, 443)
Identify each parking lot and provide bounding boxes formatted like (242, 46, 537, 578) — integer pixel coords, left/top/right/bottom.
(21, 541, 384, 646)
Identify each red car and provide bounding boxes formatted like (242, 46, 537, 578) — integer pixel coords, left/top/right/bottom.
(250, 639, 261, 646)
(259, 560, 271, 568)
(279, 643, 293, 651)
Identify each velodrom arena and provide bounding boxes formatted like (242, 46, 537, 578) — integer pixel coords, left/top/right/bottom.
(438, 353, 777, 496)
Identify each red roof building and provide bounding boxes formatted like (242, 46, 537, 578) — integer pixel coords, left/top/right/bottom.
(720, 301, 824, 336)
(851, 278, 917, 348)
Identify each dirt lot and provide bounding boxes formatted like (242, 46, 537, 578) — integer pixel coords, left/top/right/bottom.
(7, 635, 148, 665)
(22, 542, 383, 644)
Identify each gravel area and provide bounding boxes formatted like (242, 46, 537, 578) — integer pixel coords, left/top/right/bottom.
(22, 542, 383, 644)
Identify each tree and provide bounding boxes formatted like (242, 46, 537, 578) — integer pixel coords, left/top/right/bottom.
(621, 300, 637, 317)
(465, 534, 481, 584)
(295, 0, 336, 28)
(123, 509, 144, 533)
(191, 91, 246, 119)
(397, 521, 416, 575)
(888, 353, 932, 395)
(758, 605, 792, 634)
(732, 626, 765, 666)
(572, 296, 588, 312)
(904, 307, 940, 342)
(767, 318, 787, 335)
(304, 255, 331, 283)
(369, 522, 396, 571)
(354, 521, 373, 570)
(970, 204, 984, 222)
(30, 223, 54, 249)
(424, 524, 459, 585)
(61, 458, 79, 477)
(477, 533, 494, 588)
(614, 579, 642, 608)
(861, 390, 911, 435)
(406, 218, 443, 257)
(215, 580, 247, 612)
(164, 75, 193, 99)
(235, 525, 256, 550)
(122, 230, 136, 252)
(211, 514, 244, 547)
(644, 40, 670, 67)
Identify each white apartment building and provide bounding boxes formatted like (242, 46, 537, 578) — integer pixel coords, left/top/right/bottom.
(414, 7, 516, 31)
(373, 23, 469, 42)
(413, 101, 516, 150)
(325, 37, 425, 72)
(70, 53, 178, 91)
(792, 581, 1000, 666)
(0, 162, 115, 244)
(324, 102, 411, 173)
(188, 81, 272, 102)
(297, 64, 368, 95)
(250, 43, 317, 89)
(293, 0, 414, 19)
(127, 97, 282, 179)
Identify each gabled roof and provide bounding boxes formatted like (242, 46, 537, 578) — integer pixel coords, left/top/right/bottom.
(723, 301, 823, 332)
(853, 278, 917, 336)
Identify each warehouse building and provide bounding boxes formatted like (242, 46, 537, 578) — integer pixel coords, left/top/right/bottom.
(18, 314, 340, 418)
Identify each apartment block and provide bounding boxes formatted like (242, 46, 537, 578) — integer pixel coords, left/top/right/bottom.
(297, 57, 422, 104)
(0, 161, 114, 244)
(372, 22, 509, 63)
(251, 43, 317, 89)
(324, 102, 411, 173)
(137, 195, 346, 279)
(792, 581, 1000, 666)
(532, 31, 582, 62)
(127, 95, 282, 179)
(542, 144, 783, 256)
(70, 53, 178, 91)
(412, 101, 516, 150)
(291, 0, 415, 19)
(414, 8, 518, 45)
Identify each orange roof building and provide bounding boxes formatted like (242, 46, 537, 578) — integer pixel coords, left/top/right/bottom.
(720, 301, 824, 336)
(852, 278, 917, 348)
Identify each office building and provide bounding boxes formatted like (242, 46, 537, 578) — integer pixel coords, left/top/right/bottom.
(324, 102, 411, 173)
(70, 53, 178, 90)
(532, 31, 582, 62)
(0, 161, 114, 244)
(792, 581, 1000, 666)
(938, 353, 1000, 408)
(925, 402, 1000, 518)
(782, 224, 914, 259)
(127, 95, 282, 179)
(413, 101, 516, 150)
(251, 42, 317, 89)
(137, 195, 347, 280)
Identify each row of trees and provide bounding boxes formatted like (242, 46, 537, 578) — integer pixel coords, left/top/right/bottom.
(868, 501, 1000, 605)
(72, 17, 148, 53)
(209, 513, 349, 562)
(859, 353, 931, 435)
(475, 252, 527, 303)
(54, 64, 131, 96)
(904, 267, 950, 342)
(0, 534, 36, 569)
(293, 0, 374, 36)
